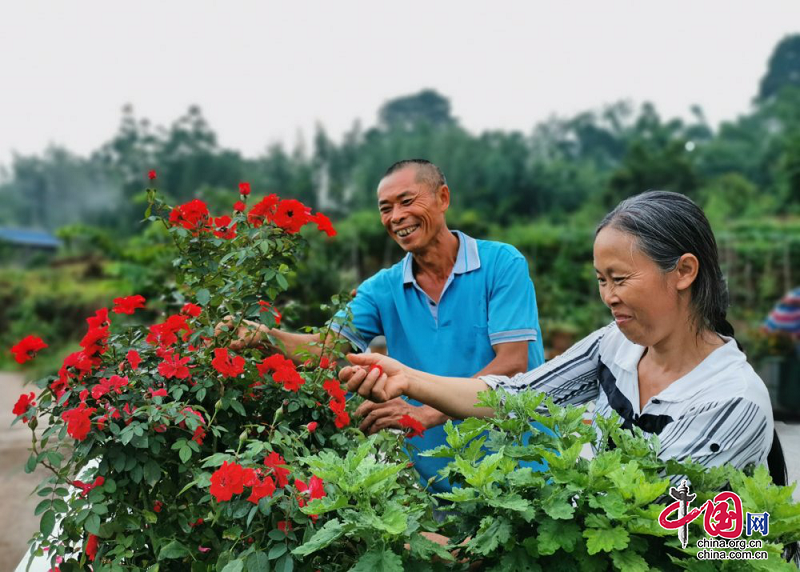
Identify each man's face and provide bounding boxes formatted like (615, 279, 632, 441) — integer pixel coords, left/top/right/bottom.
(377, 167, 449, 253)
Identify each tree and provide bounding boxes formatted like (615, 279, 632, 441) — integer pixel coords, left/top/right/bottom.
(757, 34, 800, 102)
(378, 89, 456, 130)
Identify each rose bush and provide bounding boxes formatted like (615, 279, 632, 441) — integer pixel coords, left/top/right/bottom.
(11, 176, 800, 571)
(12, 179, 440, 571)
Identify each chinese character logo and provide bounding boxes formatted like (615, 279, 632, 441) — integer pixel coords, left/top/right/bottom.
(658, 481, 753, 547)
(746, 512, 770, 537)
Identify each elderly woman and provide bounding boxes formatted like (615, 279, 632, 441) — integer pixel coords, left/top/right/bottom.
(341, 191, 777, 473)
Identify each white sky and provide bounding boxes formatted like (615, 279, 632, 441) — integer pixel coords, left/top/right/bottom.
(0, 0, 798, 168)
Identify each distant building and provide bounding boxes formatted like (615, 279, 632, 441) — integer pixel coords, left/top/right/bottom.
(0, 228, 61, 263)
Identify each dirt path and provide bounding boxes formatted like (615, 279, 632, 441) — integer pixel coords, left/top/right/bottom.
(0, 372, 51, 572)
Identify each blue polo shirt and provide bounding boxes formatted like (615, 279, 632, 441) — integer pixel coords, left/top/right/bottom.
(333, 231, 545, 492)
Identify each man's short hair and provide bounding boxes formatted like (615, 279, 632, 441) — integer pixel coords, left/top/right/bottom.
(382, 159, 447, 192)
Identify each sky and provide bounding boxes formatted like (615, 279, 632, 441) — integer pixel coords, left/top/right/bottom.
(0, 0, 798, 169)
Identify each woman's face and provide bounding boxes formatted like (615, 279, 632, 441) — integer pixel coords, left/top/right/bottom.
(593, 227, 685, 347)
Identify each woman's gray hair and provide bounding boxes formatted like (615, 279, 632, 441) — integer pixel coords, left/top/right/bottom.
(597, 190, 737, 342)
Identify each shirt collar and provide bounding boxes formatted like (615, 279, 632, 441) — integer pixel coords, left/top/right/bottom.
(402, 230, 481, 284)
(616, 336, 745, 403)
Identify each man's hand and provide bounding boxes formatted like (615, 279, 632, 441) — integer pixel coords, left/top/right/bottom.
(356, 398, 443, 435)
(214, 315, 271, 352)
(339, 353, 409, 402)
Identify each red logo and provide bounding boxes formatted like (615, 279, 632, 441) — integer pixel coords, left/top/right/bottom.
(659, 480, 744, 548)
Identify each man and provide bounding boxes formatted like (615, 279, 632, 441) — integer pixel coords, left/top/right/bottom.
(227, 159, 545, 492)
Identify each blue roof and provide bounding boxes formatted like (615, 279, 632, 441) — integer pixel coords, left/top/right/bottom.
(0, 228, 61, 248)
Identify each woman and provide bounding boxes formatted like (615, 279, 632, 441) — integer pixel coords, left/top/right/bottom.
(341, 191, 776, 473)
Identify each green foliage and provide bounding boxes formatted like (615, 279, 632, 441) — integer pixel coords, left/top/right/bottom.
(758, 34, 800, 102)
(427, 390, 800, 570)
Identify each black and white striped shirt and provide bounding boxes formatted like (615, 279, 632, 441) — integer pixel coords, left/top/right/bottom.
(480, 323, 774, 471)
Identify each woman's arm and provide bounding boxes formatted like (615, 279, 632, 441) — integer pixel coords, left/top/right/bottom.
(341, 353, 495, 419)
(342, 324, 612, 418)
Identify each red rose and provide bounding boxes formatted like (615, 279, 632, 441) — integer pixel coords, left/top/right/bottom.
(153, 500, 163, 513)
(10, 335, 48, 364)
(148, 387, 168, 398)
(169, 199, 210, 231)
(247, 475, 276, 504)
(239, 182, 251, 196)
(85, 534, 99, 561)
(277, 520, 292, 534)
(306, 421, 318, 433)
(272, 199, 311, 234)
(323, 379, 346, 403)
(112, 295, 146, 315)
(398, 414, 426, 438)
(148, 169, 157, 180)
(62, 404, 96, 441)
(158, 353, 191, 380)
(263, 452, 291, 488)
(192, 426, 206, 445)
(313, 212, 337, 237)
(127, 349, 142, 370)
(181, 303, 202, 317)
(212, 216, 237, 240)
(233, 200, 246, 212)
(12, 392, 36, 421)
(247, 194, 279, 227)
(211, 348, 245, 377)
(273, 366, 304, 392)
(209, 461, 247, 502)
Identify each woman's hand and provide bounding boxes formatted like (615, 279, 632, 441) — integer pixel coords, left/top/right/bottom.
(339, 353, 410, 402)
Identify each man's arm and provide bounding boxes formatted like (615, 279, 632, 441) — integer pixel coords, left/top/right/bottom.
(215, 318, 341, 364)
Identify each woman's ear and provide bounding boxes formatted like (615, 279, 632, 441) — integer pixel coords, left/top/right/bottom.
(674, 253, 700, 292)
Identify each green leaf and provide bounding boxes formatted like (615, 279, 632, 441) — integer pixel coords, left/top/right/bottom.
(583, 526, 630, 555)
(492, 546, 542, 572)
(25, 453, 37, 473)
(245, 551, 269, 572)
(610, 549, 650, 572)
(409, 533, 455, 562)
(159, 540, 191, 560)
(34, 499, 51, 516)
(537, 518, 582, 555)
(230, 400, 246, 416)
(144, 460, 161, 486)
(40, 510, 55, 537)
(541, 491, 576, 520)
(275, 274, 289, 290)
(466, 516, 513, 556)
(85, 513, 102, 535)
(196, 289, 211, 306)
(350, 548, 403, 572)
(221, 560, 244, 572)
(268, 544, 287, 560)
(292, 519, 344, 557)
(373, 503, 407, 535)
(179, 445, 192, 464)
(273, 554, 293, 572)
(52, 499, 69, 513)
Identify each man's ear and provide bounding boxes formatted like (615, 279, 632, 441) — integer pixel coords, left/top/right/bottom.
(437, 184, 451, 211)
(674, 253, 700, 292)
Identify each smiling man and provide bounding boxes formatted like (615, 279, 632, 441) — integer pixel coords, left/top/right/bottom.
(327, 159, 545, 492)
(223, 159, 545, 492)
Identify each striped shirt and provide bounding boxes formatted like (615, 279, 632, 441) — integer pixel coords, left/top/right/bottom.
(481, 323, 774, 474)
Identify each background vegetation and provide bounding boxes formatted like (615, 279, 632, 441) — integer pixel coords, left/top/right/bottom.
(3, 35, 800, 373)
